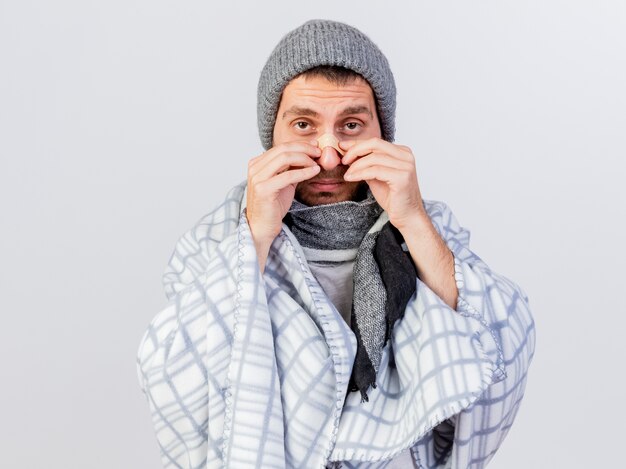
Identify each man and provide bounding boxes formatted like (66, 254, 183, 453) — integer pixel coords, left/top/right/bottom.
(137, 19, 535, 469)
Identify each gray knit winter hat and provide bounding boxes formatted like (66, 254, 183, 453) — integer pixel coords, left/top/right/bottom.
(257, 19, 396, 150)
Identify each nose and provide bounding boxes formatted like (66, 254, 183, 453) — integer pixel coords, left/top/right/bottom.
(318, 146, 341, 171)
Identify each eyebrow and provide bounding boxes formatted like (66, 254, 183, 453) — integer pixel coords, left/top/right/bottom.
(282, 105, 373, 120)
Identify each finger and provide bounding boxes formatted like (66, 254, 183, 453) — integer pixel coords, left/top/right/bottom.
(252, 152, 319, 181)
(344, 152, 414, 176)
(338, 138, 373, 165)
(250, 142, 321, 174)
(248, 153, 265, 169)
(261, 165, 321, 192)
(343, 165, 406, 184)
(341, 138, 413, 165)
(269, 141, 322, 160)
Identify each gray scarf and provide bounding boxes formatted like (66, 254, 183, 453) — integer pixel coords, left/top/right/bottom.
(284, 192, 417, 402)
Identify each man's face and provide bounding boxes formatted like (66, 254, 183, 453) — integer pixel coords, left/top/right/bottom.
(272, 74, 382, 205)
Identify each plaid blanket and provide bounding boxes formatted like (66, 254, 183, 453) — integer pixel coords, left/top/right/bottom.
(137, 181, 536, 468)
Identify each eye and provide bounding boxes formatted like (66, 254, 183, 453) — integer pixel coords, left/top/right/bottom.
(343, 122, 362, 132)
(295, 121, 310, 130)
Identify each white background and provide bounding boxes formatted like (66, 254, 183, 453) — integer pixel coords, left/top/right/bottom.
(1, 1, 624, 468)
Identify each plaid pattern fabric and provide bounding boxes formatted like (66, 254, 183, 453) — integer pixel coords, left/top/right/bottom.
(137, 182, 536, 468)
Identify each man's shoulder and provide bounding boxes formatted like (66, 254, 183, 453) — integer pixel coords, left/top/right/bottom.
(162, 181, 247, 300)
(422, 198, 452, 215)
(421, 198, 468, 243)
(196, 181, 247, 227)
(421, 198, 457, 227)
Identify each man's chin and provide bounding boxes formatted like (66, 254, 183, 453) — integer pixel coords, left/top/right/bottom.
(304, 192, 347, 205)
(295, 181, 367, 206)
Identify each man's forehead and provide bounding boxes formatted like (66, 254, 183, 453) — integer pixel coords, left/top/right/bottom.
(281, 104, 374, 120)
(277, 74, 378, 121)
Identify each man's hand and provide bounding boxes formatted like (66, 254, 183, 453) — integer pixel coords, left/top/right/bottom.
(340, 138, 458, 309)
(340, 137, 426, 230)
(246, 140, 321, 272)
